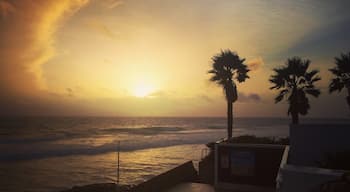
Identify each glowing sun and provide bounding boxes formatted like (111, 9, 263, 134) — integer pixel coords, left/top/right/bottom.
(133, 82, 155, 97)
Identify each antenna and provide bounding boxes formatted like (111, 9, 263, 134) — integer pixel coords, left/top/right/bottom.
(117, 141, 120, 185)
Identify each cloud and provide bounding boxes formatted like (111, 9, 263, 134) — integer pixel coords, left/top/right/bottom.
(284, 17, 350, 58)
(66, 88, 74, 97)
(0, 0, 88, 98)
(103, 0, 124, 9)
(86, 19, 117, 39)
(148, 91, 167, 98)
(238, 92, 261, 103)
(0, 0, 89, 115)
(199, 95, 214, 103)
(247, 57, 264, 71)
(0, 0, 14, 18)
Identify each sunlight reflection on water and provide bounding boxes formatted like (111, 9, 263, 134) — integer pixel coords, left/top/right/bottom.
(0, 144, 205, 192)
(0, 117, 297, 192)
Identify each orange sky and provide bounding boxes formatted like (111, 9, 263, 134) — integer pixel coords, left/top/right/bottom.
(0, 0, 349, 117)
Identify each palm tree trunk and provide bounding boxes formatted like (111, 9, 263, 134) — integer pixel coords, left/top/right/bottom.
(291, 112, 299, 124)
(227, 101, 233, 138)
(347, 87, 350, 110)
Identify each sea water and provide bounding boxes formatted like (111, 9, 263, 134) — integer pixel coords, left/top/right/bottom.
(0, 117, 347, 192)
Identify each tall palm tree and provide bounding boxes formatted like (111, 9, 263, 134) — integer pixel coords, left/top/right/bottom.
(329, 52, 350, 109)
(208, 50, 249, 138)
(269, 57, 321, 124)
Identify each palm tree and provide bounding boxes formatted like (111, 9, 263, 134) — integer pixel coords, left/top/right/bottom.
(269, 57, 321, 124)
(329, 52, 350, 109)
(208, 50, 249, 138)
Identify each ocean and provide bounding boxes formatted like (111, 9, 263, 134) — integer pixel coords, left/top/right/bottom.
(0, 117, 347, 192)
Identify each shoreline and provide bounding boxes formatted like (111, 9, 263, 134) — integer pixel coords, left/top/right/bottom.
(60, 135, 289, 192)
(60, 183, 132, 192)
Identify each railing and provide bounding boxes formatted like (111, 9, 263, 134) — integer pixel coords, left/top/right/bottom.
(276, 145, 289, 191)
(201, 148, 209, 160)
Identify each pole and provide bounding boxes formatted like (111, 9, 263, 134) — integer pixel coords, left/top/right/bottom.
(117, 141, 120, 185)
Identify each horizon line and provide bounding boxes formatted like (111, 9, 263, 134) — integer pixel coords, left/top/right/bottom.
(0, 115, 349, 120)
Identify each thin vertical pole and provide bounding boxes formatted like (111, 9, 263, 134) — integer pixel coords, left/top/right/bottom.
(117, 141, 120, 185)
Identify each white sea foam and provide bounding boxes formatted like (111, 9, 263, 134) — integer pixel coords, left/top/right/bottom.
(0, 117, 294, 161)
(2, 117, 347, 192)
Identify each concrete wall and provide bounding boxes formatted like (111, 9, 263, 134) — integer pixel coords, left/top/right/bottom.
(131, 161, 198, 192)
(277, 164, 344, 192)
(289, 124, 350, 166)
(276, 146, 347, 192)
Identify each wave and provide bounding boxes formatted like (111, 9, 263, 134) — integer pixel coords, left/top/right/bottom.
(0, 126, 187, 145)
(205, 125, 226, 129)
(101, 126, 186, 135)
(0, 134, 221, 161)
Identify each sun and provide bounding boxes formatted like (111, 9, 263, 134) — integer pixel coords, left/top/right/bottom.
(133, 82, 155, 98)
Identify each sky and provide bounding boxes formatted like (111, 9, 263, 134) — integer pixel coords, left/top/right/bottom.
(0, 0, 349, 117)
